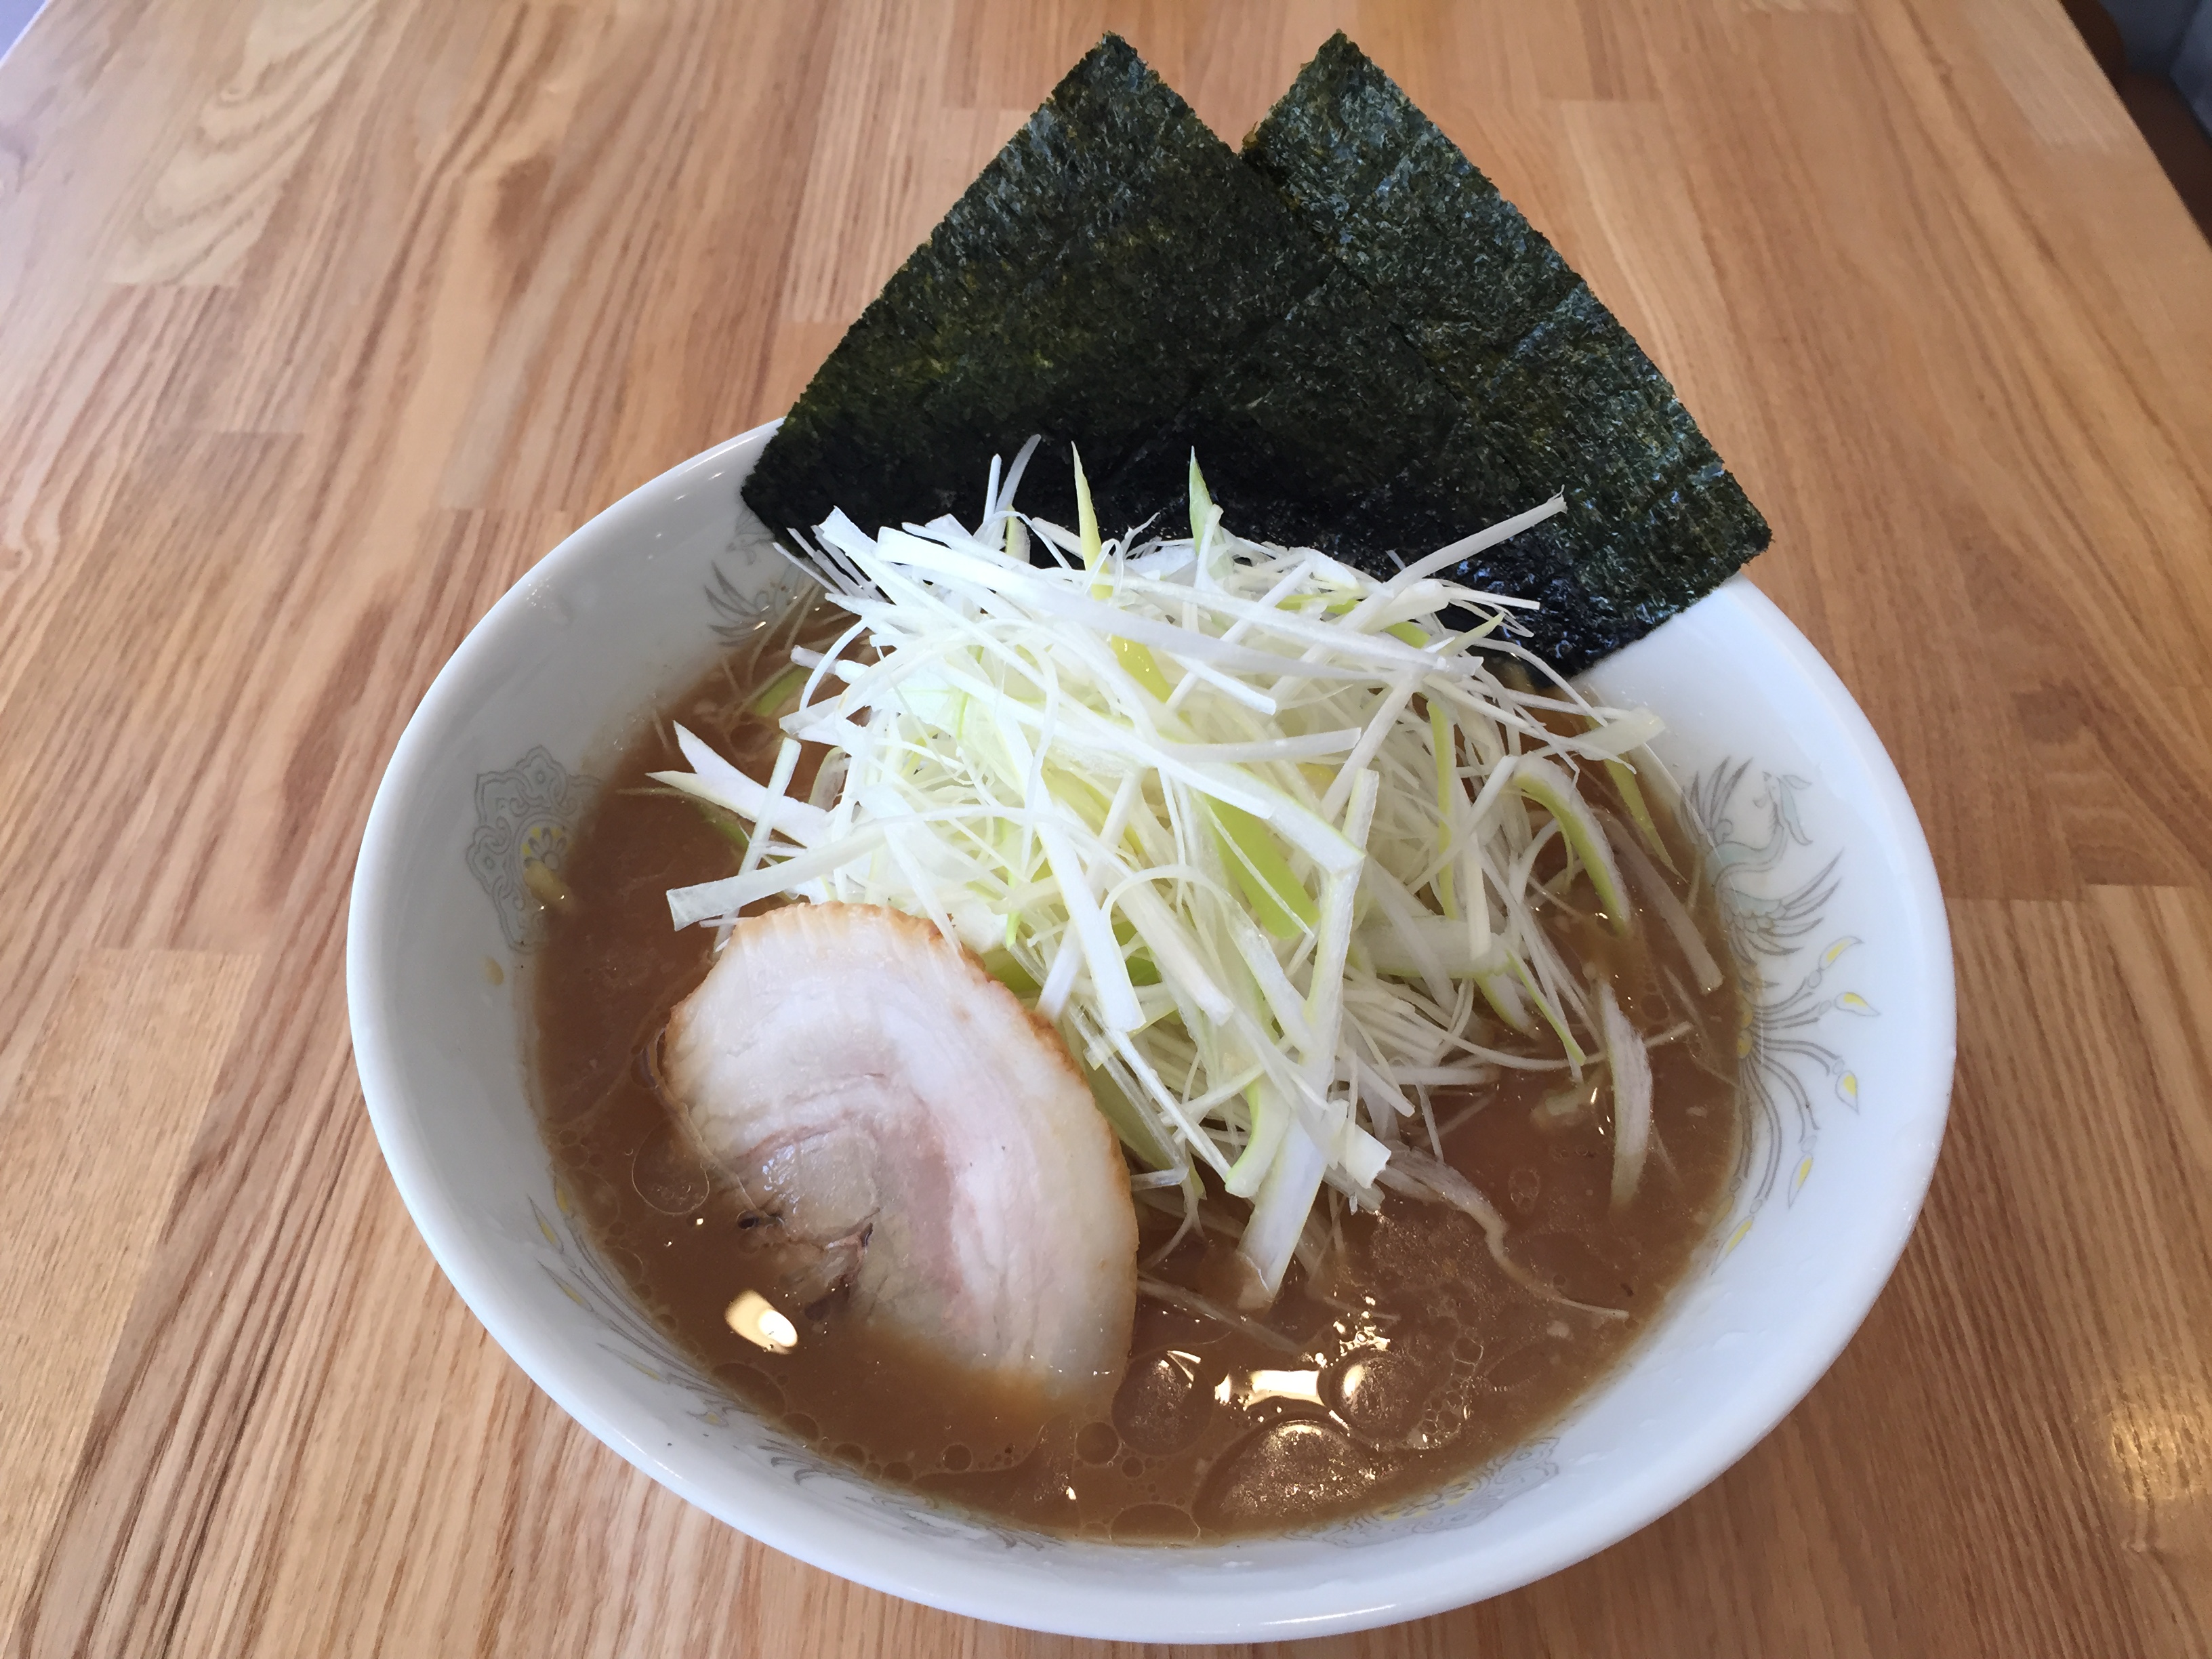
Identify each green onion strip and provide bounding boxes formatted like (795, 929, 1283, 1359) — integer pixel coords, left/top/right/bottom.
(663, 452, 1666, 1304)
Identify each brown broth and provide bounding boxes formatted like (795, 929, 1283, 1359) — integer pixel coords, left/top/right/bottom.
(531, 638, 1743, 1542)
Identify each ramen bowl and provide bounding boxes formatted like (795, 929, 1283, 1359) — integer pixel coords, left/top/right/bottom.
(347, 422, 1954, 1642)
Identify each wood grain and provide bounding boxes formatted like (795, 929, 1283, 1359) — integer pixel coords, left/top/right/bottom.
(2, 0, 2209, 1653)
(0, 949, 256, 1639)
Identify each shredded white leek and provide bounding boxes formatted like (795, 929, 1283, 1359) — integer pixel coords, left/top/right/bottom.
(1600, 979, 1655, 1210)
(662, 448, 1668, 1304)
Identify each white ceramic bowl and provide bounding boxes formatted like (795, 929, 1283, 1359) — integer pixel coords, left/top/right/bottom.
(348, 422, 1954, 1642)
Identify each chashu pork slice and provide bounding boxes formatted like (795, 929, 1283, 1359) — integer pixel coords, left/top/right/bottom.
(662, 901, 1138, 1403)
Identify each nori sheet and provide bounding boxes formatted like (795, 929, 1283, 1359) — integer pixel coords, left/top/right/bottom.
(740, 37, 1430, 548)
(1243, 33, 1769, 670)
(742, 33, 1769, 675)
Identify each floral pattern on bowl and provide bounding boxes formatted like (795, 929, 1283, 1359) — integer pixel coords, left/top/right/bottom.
(466, 747, 598, 951)
(1688, 761, 1879, 1251)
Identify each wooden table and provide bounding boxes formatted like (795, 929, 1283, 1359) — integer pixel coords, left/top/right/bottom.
(3, 0, 2209, 1652)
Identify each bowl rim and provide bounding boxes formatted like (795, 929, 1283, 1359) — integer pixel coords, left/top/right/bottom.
(348, 422, 1956, 1641)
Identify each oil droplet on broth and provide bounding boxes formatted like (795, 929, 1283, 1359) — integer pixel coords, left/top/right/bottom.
(1112, 1351, 1214, 1455)
(1195, 1419, 1383, 1532)
(712, 1360, 783, 1414)
(1111, 1502, 1200, 1543)
(1507, 1165, 1541, 1213)
(1323, 1345, 1425, 1444)
(631, 1121, 711, 1215)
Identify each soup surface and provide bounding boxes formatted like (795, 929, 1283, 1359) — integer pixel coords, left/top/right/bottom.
(532, 630, 1743, 1542)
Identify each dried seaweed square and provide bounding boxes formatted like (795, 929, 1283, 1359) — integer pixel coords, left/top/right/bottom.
(743, 37, 1354, 544)
(1244, 33, 1769, 670)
